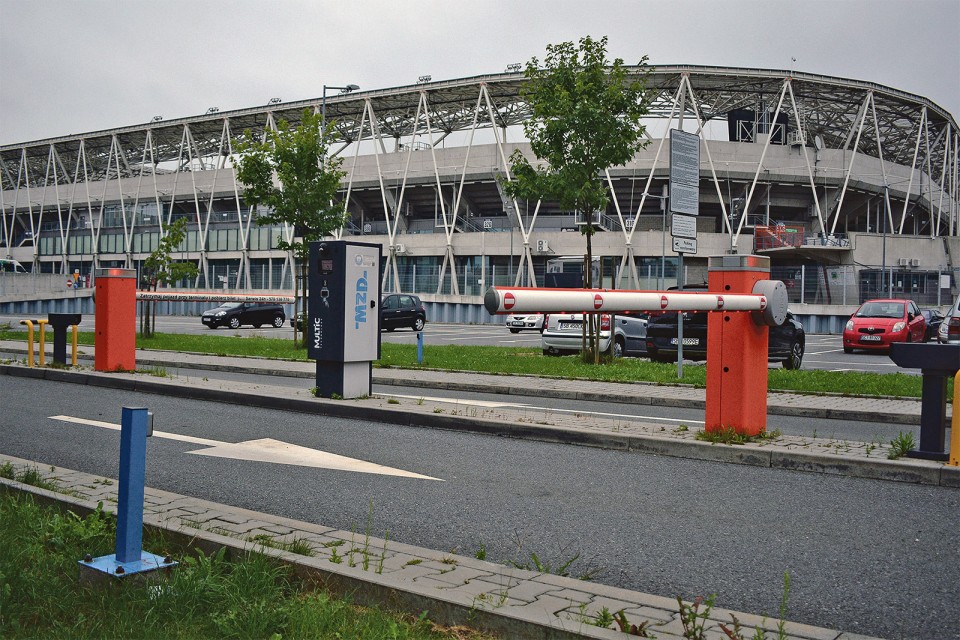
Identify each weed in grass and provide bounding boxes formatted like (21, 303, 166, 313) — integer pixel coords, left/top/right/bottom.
(593, 606, 616, 629)
(613, 610, 654, 637)
(888, 431, 917, 459)
(696, 427, 780, 446)
(417, 397, 425, 405)
(677, 594, 715, 640)
(475, 544, 487, 561)
(248, 533, 315, 557)
(404, 558, 423, 566)
(388, 398, 400, 404)
(0, 461, 13, 479)
(433, 407, 444, 413)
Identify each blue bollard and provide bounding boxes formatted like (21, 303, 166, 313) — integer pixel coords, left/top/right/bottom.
(79, 406, 176, 580)
(417, 331, 424, 364)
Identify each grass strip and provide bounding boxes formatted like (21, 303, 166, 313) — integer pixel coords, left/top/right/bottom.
(0, 491, 489, 639)
(0, 327, 928, 398)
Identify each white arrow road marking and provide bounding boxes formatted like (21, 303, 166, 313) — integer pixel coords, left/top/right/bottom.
(377, 395, 703, 424)
(49, 415, 441, 481)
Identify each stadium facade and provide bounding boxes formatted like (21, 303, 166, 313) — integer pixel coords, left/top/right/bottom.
(1, 65, 958, 326)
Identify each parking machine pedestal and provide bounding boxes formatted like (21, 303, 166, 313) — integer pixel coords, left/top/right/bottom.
(308, 241, 382, 399)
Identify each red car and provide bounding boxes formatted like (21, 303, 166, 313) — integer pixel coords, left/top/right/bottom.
(842, 298, 926, 353)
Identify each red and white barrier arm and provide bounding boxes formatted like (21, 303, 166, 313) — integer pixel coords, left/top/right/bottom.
(136, 291, 296, 304)
(484, 281, 789, 326)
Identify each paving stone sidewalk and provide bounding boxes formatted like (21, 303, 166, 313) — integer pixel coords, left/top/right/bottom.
(0, 453, 882, 640)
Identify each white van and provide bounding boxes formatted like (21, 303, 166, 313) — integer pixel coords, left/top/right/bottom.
(0, 259, 27, 274)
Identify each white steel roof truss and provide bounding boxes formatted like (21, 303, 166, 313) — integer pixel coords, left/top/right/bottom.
(358, 98, 402, 293)
(421, 91, 458, 295)
(785, 81, 826, 235)
(897, 107, 928, 234)
(75, 140, 99, 272)
(829, 92, 872, 236)
(45, 146, 65, 269)
(680, 75, 738, 244)
(734, 79, 790, 246)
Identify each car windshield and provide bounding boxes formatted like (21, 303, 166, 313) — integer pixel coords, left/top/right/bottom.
(218, 302, 242, 310)
(856, 301, 904, 318)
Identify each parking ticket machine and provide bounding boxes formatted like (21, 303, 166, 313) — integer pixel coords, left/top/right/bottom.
(308, 240, 382, 398)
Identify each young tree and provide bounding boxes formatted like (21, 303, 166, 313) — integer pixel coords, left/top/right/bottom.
(503, 36, 650, 362)
(234, 109, 347, 345)
(140, 217, 198, 337)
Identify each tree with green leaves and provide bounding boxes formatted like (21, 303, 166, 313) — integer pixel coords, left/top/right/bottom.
(140, 217, 198, 337)
(503, 36, 650, 362)
(234, 109, 347, 345)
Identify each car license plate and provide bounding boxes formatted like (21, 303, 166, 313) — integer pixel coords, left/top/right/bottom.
(670, 337, 699, 346)
(860, 335, 883, 342)
(559, 322, 583, 331)
(511, 321, 525, 326)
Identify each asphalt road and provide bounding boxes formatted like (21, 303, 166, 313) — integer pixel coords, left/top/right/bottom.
(2, 376, 957, 640)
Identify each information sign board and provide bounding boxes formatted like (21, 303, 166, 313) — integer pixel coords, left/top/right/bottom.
(669, 129, 700, 216)
(672, 237, 698, 254)
(671, 213, 698, 239)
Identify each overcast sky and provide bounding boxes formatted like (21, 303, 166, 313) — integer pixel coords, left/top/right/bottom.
(1, 0, 957, 146)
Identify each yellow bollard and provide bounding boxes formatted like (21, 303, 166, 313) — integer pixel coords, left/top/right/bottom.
(19, 320, 35, 367)
(950, 371, 960, 467)
(36, 319, 48, 367)
(71, 324, 79, 366)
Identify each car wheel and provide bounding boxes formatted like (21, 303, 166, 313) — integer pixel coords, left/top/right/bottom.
(254, 324, 262, 329)
(413, 317, 425, 331)
(543, 348, 561, 357)
(652, 353, 672, 363)
(228, 317, 241, 329)
(509, 328, 520, 334)
(273, 315, 284, 328)
(386, 326, 395, 332)
(783, 340, 804, 370)
(843, 346, 853, 354)
(613, 337, 625, 358)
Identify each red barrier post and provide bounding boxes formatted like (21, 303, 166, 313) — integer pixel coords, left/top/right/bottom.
(95, 268, 137, 372)
(706, 255, 771, 436)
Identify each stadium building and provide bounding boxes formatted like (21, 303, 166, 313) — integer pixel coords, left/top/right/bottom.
(1, 65, 958, 328)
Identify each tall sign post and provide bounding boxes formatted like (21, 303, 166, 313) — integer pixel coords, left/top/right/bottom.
(669, 129, 700, 375)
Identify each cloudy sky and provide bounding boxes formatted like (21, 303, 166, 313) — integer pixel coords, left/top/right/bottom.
(1, 0, 957, 146)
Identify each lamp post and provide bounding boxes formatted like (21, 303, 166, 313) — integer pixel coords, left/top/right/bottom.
(321, 84, 360, 142)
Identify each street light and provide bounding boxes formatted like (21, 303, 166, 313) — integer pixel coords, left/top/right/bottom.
(321, 84, 360, 140)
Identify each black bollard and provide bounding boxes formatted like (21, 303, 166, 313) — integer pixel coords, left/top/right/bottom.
(47, 313, 81, 365)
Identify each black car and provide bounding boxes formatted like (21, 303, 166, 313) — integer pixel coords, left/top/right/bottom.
(645, 309, 806, 369)
(381, 293, 426, 331)
(201, 302, 286, 329)
(921, 308, 944, 342)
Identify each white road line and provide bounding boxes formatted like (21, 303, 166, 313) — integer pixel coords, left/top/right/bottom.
(48, 415, 441, 480)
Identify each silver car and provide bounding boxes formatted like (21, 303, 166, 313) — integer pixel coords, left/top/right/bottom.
(541, 312, 647, 357)
(938, 299, 960, 343)
(506, 313, 545, 333)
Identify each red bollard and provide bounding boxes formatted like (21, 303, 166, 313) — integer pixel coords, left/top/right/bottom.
(95, 268, 137, 372)
(706, 255, 771, 437)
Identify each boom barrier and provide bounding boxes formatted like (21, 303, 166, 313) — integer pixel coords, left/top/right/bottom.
(484, 254, 788, 437)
